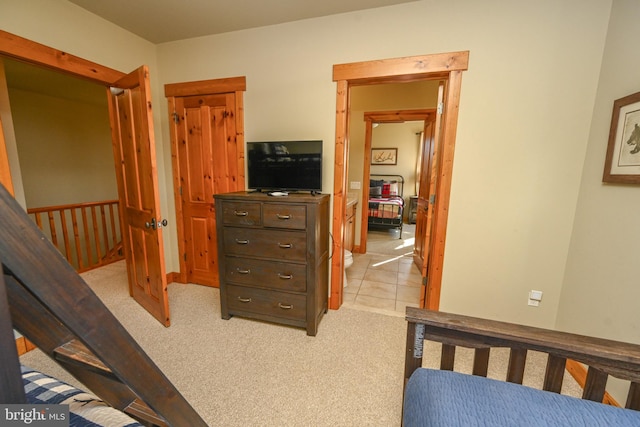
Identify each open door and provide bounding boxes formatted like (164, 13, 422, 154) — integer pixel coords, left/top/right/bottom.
(416, 81, 445, 309)
(0, 116, 14, 196)
(108, 66, 170, 326)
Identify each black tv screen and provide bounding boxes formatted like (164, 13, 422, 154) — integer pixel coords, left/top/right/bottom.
(247, 140, 323, 192)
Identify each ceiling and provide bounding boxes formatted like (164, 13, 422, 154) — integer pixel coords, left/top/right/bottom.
(3, 0, 419, 102)
(68, 0, 419, 44)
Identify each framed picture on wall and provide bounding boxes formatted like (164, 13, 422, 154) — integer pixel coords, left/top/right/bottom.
(603, 90, 640, 184)
(371, 148, 397, 165)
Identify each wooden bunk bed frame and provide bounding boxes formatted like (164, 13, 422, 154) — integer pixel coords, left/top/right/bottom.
(0, 183, 207, 426)
(404, 307, 640, 423)
(368, 174, 405, 239)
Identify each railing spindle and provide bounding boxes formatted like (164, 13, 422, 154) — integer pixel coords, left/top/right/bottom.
(100, 204, 109, 257)
(109, 202, 118, 249)
(47, 211, 58, 247)
(33, 212, 43, 230)
(70, 209, 83, 270)
(81, 206, 92, 268)
(59, 210, 72, 264)
(91, 205, 102, 262)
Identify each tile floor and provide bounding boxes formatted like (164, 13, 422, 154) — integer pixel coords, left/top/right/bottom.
(342, 223, 422, 316)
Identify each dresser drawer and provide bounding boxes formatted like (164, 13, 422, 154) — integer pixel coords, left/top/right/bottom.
(223, 257, 307, 292)
(220, 201, 261, 226)
(226, 284, 306, 321)
(223, 227, 307, 261)
(263, 204, 306, 229)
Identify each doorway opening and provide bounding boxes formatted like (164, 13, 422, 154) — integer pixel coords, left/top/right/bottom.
(0, 31, 172, 326)
(344, 106, 436, 314)
(330, 51, 469, 311)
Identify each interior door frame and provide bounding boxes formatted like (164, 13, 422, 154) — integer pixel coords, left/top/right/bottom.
(330, 51, 469, 310)
(358, 109, 435, 254)
(0, 30, 178, 320)
(0, 31, 126, 197)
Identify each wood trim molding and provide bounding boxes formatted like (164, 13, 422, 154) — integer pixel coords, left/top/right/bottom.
(565, 359, 620, 407)
(333, 51, 469, 83)
(164, 76, 246, 97)
(0, 30, 125, 84)
(329, 80, 349, 310)
(424, 70, 463, 309)
(330, 51, 468, 311)
(15, 336, 36, 355)
(0, 116, 13, 195)
(166, 271, 181, 284)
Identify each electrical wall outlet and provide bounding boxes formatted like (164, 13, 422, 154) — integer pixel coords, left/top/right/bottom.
(527, 290, 543, 307)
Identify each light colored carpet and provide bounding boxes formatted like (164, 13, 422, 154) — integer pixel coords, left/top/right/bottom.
(20, 261, 407, 426)
(19, 260, 582, 426)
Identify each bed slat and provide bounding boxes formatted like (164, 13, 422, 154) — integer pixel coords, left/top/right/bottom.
(583, 366, 608, 402)
(441, 344, 456, 371)
(543, 355, 566, 393)
(626, 382, 640, 410)
(507, 348, 527, 384)
(472, 348, 490, 377)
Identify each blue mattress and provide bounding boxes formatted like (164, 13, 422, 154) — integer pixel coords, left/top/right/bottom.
(403, 368, 640, 427)
(22, 366, 143, 427)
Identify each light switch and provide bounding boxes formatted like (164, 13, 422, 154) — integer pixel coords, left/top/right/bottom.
(529, 290, 543, 301)
(350, 181, 361, 190)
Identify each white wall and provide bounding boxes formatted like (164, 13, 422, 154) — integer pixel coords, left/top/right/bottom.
(9, 88, 116, 207)
(1, 0, 620, 330)
(558, 0, 640, 343)
(156, 0, 611, 327)
(557, 2, 640, 402)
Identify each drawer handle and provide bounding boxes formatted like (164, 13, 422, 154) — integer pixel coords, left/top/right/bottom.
(278, 273, 293, 280)
(234, 210, 249, 217)
(278, 303, 293, 310)
(278, 243, 292, 249)
(237, 297, 252, 303)
(235, 239, 250, 245)
(276, 214, 291, 220)
(236, 268, 251, 274)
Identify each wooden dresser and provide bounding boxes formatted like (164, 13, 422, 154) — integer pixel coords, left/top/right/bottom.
(214, 191, 330, 336)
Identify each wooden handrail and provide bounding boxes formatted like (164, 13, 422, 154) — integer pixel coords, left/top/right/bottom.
(27, 200, 123, 273)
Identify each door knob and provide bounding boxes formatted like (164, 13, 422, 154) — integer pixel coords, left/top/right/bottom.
(145, 218, 168, 230)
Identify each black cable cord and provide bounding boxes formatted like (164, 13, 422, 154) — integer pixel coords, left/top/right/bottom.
(328, 231, 334, 260)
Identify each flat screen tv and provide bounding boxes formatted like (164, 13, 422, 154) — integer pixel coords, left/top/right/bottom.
(247, 140, 323, 193)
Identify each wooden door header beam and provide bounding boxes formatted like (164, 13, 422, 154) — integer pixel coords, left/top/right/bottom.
(0, 30, 125, 85)
(333, 51, 469, 83)
(164, 76, 246, 97)
(364, 109, 435, 123)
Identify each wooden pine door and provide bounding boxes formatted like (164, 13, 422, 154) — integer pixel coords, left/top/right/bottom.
(167, 78, 245, 287)
(417, 82, 445, 309)
(108, 66, 170, 326)
(413, 119, 434, 272)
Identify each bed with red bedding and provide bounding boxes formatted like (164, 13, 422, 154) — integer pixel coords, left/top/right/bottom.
(368, 175, 404, 238)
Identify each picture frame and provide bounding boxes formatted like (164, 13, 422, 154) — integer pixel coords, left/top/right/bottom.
(603, 90, 640, 184)
(371, 148, 397, 165)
